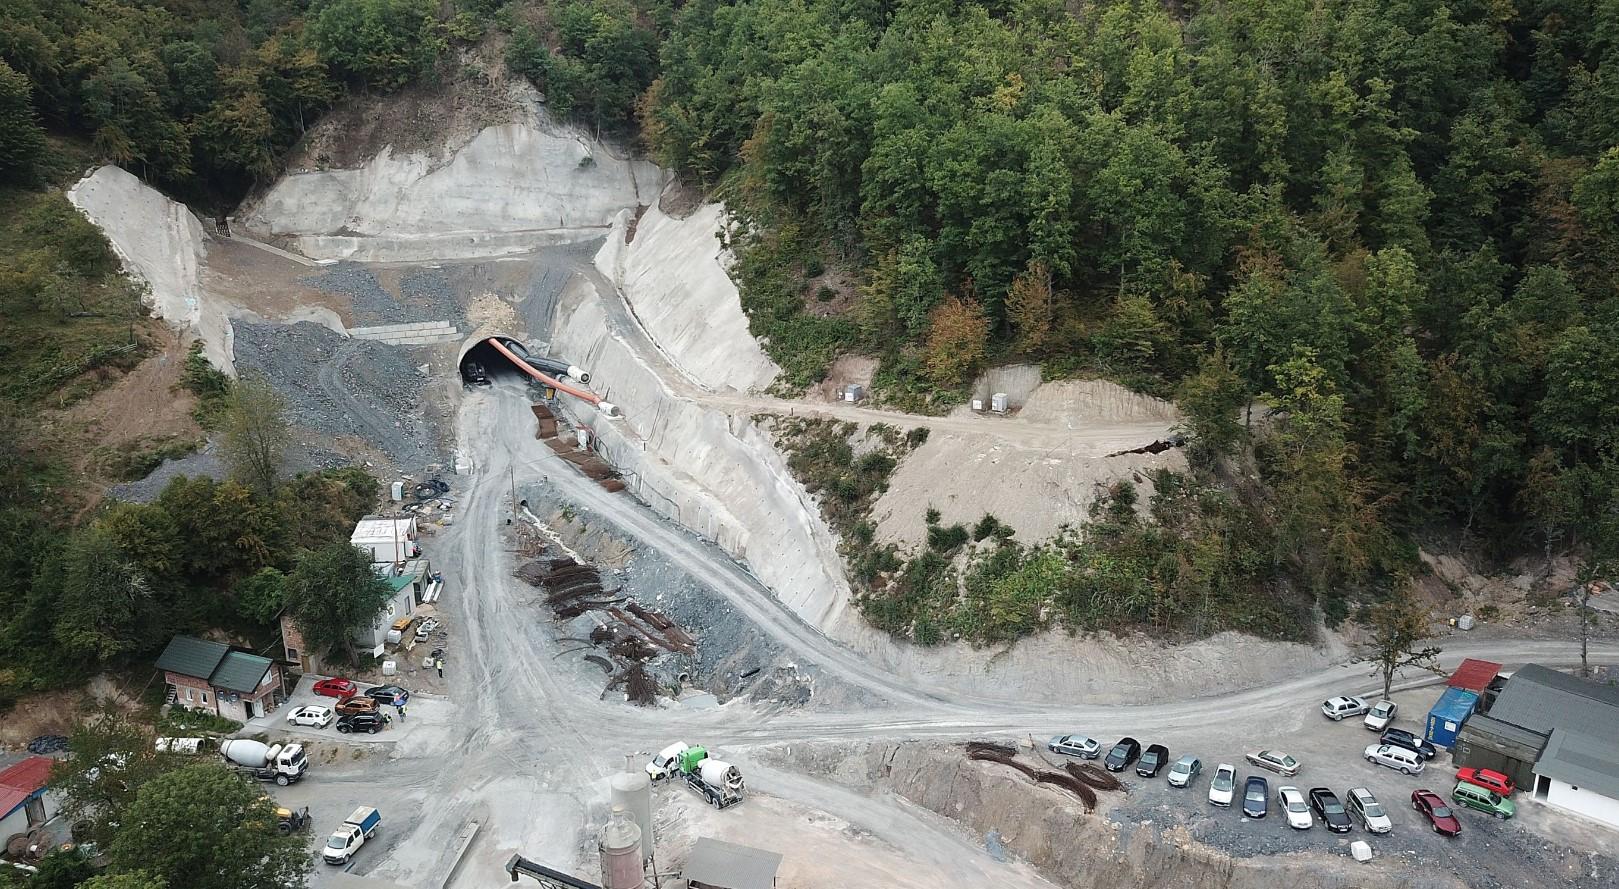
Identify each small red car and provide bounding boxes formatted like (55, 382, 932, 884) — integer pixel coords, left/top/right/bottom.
(312, 678, 357, 699)
(1412, 789, 1462, 836)
(1457, 766, 1515, 796)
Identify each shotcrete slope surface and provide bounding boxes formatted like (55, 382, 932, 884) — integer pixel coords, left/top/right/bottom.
(67, 165, 233, 371)
(595, 203, 780, 392)
(239, 117, 662, 262)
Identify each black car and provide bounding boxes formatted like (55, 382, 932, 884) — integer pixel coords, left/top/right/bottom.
(1104, 737, 1141, 772)
(463, 361, 490, 387)
(1136, 744, 1170, 778)
(1380, 728, 1438, 760)
(1309, 787, 1353, 833)
(1243, 776, 1269, 818)
(364, 685, 410, 705)
(336, 712, 391, 734)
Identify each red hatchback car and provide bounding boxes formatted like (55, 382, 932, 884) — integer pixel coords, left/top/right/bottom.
(1412, 789, 1462, 836)
(1457, 766, 1515, 796)
(312, 678, 357, 699)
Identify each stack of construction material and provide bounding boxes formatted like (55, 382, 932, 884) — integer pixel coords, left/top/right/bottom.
(532, 403, 559, 439)
(530, 400, 624, 492)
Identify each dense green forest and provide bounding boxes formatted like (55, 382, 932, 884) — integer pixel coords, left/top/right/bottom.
(639, 0, 1619, 638)
(4, 0, 1619, 648)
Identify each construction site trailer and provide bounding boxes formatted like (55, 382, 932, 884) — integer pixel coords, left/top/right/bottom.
(683, 837, 782, 889)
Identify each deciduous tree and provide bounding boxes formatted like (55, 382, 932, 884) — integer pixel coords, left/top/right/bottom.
(221, 376, 289, 501)
(1006, 261, 1055, 354)
(107, 764, 308, 889)
(310, 0, 444, 91)
(922, 295, 988, 385)
(51, 713, 185, 847)
(285, 541, 393, 664)
(56, 527, 151, 661)
(0, 60, 45, 181)
(1363, 595, 1445, 701)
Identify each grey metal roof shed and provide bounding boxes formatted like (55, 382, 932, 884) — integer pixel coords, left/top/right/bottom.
(684, 837, 782, 889)
(1536, 728, 1619, 800)
(1486, 664, 1619, 738)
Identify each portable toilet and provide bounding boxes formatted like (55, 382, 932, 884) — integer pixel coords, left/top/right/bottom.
(1425, 686, 1480, 748)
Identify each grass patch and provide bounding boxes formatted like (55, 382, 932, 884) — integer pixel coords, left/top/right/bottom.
(94, 435, 205, 481)
(0, 175, 147, 410)
(159, 706, 244, 736)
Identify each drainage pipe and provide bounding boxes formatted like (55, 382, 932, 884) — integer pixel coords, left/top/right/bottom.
(485, 337, 620, 417)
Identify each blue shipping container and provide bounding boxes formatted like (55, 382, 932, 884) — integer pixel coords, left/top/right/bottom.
(1425, 687, 1480, 747)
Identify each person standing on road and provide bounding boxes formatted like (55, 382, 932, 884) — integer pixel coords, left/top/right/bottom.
(397, 703, 407, 722)
(436, 659, 444, 679)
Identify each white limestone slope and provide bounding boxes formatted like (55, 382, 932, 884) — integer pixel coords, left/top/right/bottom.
(239, 108, 663, 262)
(67, 165, 234, 372)
(595, 203, 780, 393)
(549, 275, 850, 632)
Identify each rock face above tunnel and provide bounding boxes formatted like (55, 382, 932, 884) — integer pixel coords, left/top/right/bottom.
(68, 165, 233, 373)
(596, 202, 780, 393)
(238, 107, 664, 263)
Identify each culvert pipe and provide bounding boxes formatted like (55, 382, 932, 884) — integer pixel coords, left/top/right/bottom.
(484, 336, 620, 417)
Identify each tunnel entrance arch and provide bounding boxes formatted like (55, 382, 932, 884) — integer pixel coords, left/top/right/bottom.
(458, 334, 615, 415)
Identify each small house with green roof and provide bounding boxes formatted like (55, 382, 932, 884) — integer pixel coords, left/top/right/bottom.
(156, 635, 285, 722)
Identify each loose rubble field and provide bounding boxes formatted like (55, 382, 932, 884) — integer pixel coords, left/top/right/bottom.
(304, 264, 467, 326)
(233, 320, 448, 471)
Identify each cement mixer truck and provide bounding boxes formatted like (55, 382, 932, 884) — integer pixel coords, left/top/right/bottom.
(218, 739, 308, 786)
(676, 746, 744, 810)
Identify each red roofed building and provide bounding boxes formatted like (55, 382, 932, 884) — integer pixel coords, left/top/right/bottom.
(0, 755, 58, 841)
(1448, 658, 1504, 693)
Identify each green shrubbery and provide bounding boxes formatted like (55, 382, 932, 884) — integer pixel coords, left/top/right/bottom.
(852, 470, 1313, 647)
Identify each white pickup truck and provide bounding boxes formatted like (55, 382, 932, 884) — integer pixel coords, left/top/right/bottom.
(323, 807, 381, 865)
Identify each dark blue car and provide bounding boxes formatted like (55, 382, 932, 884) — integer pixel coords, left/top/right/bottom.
(1243, 775, 1269, 818)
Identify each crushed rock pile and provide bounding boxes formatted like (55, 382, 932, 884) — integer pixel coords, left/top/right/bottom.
(302, 264, 464, 325)
(232, 320, 445, 470)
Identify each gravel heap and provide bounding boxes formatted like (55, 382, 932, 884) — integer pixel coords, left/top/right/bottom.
(108, 442, 227, 503)
(301, 264, 463, 325)
(233, 320, 445, 471)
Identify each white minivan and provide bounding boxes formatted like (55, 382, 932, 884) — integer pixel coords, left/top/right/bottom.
(1363, 743, 1424, 775)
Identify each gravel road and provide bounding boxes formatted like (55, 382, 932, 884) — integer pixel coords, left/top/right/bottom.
(268, 374, 1619, 889)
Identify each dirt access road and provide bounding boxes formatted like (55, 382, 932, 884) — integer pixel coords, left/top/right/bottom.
(578, 262, 1175, 456)
(308, 375, 1618, 889)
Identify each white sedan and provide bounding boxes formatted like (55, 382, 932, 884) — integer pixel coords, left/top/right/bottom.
(1208, 763, 1237, 806)
(285, 705, 334, 728)
(1363, 700, 1397, 731)
(1277, 785, 1313, 830)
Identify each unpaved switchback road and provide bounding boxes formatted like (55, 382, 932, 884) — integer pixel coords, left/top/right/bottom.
(450, 381, 1619, 733)
(581, 264, 1178, 455)
(374, 378, 1619, 889)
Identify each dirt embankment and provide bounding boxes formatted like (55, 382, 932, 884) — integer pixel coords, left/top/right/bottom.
(763, 742, 1463, 889)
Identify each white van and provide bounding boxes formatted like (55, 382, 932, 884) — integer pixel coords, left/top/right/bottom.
(1363, 743, 1424, 775)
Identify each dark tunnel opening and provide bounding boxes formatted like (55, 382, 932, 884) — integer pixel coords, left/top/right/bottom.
(458, 336, 592, 388)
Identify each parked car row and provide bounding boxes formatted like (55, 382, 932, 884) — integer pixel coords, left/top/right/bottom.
(312, 678, 412, 706)
(290, 679, 412, 735)
(1047, 700, 1522, 840)
(284, 704, 394, 734)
